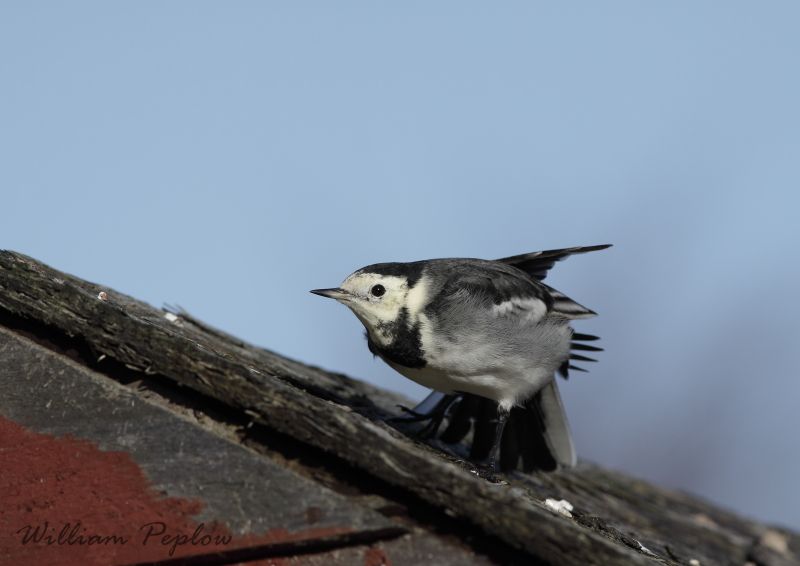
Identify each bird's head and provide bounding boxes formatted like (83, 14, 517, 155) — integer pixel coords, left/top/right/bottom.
(311, 262, 427, 345)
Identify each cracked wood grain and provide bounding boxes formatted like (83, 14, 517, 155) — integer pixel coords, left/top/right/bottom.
(2, 250, 797, 566)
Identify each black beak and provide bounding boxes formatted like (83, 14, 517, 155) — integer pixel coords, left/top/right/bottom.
(310, 288, 349, 300)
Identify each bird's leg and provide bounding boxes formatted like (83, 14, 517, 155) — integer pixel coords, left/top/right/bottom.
(388, 394, 458, 439)
(483, 405, 511, 473)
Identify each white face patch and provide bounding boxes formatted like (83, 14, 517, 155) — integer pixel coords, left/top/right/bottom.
(337, 272, 409, 345)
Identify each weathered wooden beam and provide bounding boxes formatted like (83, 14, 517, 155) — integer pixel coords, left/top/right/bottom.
(1, 250, 797, 565)
(0, 326, 412, 564)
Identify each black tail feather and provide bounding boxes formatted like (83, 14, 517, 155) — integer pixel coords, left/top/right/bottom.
(571, 342, 604, 352)
(572, 332, 600, 341)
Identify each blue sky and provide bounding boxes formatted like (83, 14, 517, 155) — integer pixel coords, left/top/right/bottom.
(2, 2, 799, 529)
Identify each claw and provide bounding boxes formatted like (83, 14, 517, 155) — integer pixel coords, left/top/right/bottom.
(473, 459, 506, 483)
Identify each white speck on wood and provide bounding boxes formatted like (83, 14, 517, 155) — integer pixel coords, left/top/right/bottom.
(636, 540, 655, 556)
(545, 498, 574, 518)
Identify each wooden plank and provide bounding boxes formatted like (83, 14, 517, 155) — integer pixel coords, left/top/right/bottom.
(0, 327, 406, 565)
(2, 250, 798, 566)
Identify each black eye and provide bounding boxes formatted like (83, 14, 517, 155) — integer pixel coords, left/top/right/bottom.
(370, 284, 386, 297)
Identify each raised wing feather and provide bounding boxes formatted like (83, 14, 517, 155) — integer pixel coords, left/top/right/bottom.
(496, 244, 611, 281)
(498, 244, 611, 319)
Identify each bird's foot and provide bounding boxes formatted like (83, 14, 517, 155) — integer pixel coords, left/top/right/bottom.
(472, 459, 506, 484)
(471, 450, 512, 483)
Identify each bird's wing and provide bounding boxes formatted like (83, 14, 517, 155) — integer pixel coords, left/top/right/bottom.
(426, 260, 553, 325)
(496, 244, 611, 320)
(496, 244, 611, 281)
(543, 283, 598, 320)
(558, 331, 603, 379)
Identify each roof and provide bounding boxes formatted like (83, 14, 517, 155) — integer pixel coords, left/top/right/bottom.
(0, 250, 797, 565)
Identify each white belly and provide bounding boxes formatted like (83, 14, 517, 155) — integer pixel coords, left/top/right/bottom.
(385, 315, 572, 409)
(387, 360, 555, 411)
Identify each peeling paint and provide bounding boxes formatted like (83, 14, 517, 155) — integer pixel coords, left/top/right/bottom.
(0, 416, 353, 565)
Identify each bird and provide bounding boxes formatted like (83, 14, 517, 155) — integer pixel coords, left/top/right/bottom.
(311, 244, 610, 473)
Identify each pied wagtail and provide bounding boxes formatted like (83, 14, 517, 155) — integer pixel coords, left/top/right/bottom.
(311, 244, 610, 473)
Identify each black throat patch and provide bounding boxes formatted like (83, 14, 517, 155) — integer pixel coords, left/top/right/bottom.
(366, 307, 426, 369)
